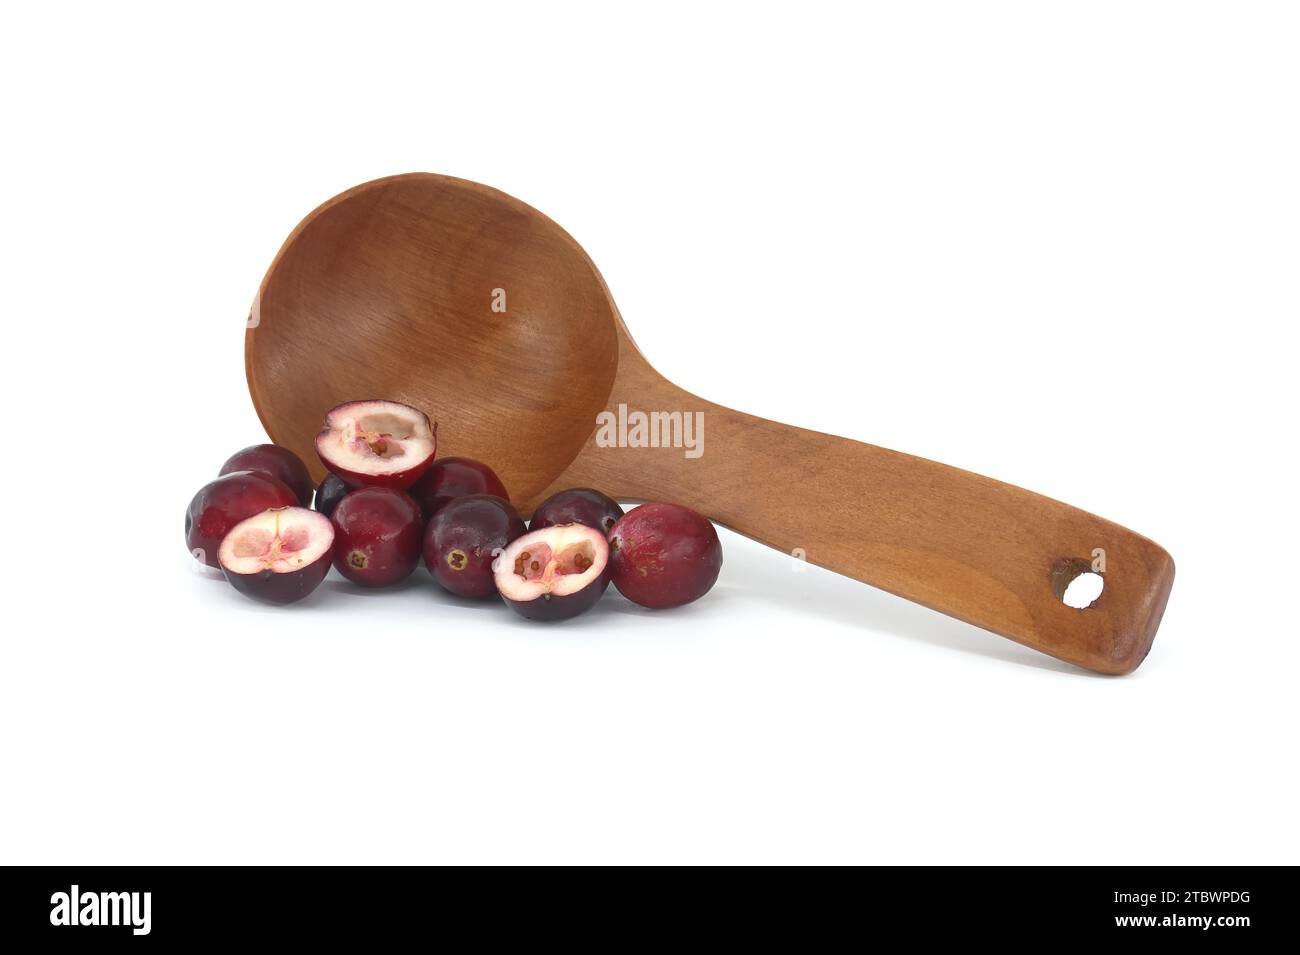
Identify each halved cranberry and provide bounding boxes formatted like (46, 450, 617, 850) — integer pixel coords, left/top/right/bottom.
(218, 507, 334, 604)
(315, 399, 436, 490)
(494, 524, 610, 621)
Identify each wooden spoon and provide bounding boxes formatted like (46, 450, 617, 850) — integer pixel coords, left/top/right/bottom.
(246, 172, 1174, 674)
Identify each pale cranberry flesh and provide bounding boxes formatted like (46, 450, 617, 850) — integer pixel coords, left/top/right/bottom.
(315, 399, 437, 490)
(495, 524, 611, 621)
(218, 506, 334, 604)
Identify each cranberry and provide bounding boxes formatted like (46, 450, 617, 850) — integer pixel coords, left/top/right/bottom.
(186, 470, 298, 567)
(408, 456, 509, 522)
(330, 487, 424, 587)
(219, 507, 334, 604)
(494, 524, 610, 621)
(423, 495, 526, 599)
(529, 487, 623, 536)
(313, 473, 350, 518)
(316, 399, 436, 490)
(219, 443, 314, 506)
(608, 503, 722, 609)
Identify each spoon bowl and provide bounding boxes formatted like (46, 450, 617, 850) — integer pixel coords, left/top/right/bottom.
(247, 173, 619, 504)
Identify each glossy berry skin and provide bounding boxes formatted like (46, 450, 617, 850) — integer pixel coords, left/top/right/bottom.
(185, 470, 299, 567)
(314, 473, 350, 518)
(408, 457, 509, 522)
(330, 487, 424, 587)
(608, 503, 722, 609)
(529, 487, 623, 536)
(226, 554, 332, 605)
(423, 495, 526, 599)
(502, 565, 609, 621)
(219, 444, 314, 506)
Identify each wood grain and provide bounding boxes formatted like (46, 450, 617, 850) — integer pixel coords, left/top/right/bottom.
(247, 173, 1174, 674)
(538, 334, 1174, 674)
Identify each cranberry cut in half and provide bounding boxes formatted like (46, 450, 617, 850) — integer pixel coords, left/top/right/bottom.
(408, 456, 509, 522)
(494, 524, 610, 621)
(219, 444, 314, 506)
(313, 473, 349, 518)
(315, 399, 437, 490)
(423, 494, 526, 599)
(529, 487, 624, 536)
(609, 503, 722, 609)
(330, 486, 424, 587)
(218, 507, 334, 604)
(185, 470, 299, 567)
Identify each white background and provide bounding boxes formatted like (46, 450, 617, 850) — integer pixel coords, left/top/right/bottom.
(1, 2, 1296, 865)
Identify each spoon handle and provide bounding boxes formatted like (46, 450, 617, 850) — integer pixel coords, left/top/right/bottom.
(548, 380, 1173, 674)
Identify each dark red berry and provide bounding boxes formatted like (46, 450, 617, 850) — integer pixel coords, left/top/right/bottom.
(314, 473, 350, 518)
(529, 487, 623, 536)
(186, 470, 299, 567)
(408, 457, 509, 522)
(219, 444, 314, 506)
(330, 487, 424, 587)
(608, 503, 722, 609)
(423, 494, 526, 599)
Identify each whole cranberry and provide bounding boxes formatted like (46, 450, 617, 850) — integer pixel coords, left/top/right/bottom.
(529, 487, 623, 536)
(423, 495, 526, 599)
(219, 443, 314, 506)
(186, 470, 299, 567)
(330, 487, 424, 587)
(314, 473, 350, 518)
(408, 456, 509, 521)
(608, 503, 722, 609)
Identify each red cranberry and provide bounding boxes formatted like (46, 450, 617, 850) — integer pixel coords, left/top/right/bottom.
(494, 524, 610, 621)
(186, 470, 298, 567)
(315, 399, 437, 490)
(529, 487, 623, 536)
(314, 473, 350, 518)
(408, 457, 509, 521)
(330, 487, 424, 587)
(219, 444, 313, 506)
(423, 495, 526, 599)
(218, 507, 334, 604)
(608, 503, 722, 609)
